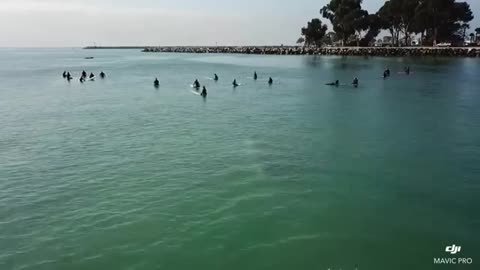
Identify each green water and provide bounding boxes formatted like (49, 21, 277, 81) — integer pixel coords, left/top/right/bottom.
(0, 49, 479, 270)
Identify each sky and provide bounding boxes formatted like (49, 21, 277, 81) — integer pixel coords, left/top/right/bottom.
(0, 0, 479, 47)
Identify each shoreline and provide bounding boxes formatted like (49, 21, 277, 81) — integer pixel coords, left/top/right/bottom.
(84, 46, 480, 57)
(141, 46, 480, 57)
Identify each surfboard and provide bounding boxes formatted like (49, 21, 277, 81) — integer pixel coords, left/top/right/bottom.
(88, 76, 96, 81)
(190, 90, 201, 95)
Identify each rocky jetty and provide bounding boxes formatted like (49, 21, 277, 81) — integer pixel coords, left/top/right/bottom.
(142, 46, 480, 57)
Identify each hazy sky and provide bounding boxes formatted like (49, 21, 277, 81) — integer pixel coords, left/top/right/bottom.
(1, 0, 479, 47)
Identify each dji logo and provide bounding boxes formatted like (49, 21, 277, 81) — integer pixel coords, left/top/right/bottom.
(445, 245, 462, 255)
(434, 244, 472, 265)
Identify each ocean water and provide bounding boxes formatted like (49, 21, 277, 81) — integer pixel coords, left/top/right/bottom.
(0, 48, 479, 270)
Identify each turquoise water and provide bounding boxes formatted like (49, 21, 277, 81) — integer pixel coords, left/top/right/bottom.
(0, 49, 479, 270)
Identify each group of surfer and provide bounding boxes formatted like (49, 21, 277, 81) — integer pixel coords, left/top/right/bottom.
(325, 67, 411, 88)
(384, 66, 410, 78)
(80, 70, 96, 83)
(154, 71, 274, 99)
(326, 78, 359, 87)
(62, 71, 73, 81)
(212, 71, 273, 87)
(253, 71, 274, 85)
(191, 79, 208, 97)
(62, 70, 106, 83)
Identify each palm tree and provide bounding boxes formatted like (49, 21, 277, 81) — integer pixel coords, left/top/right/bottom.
(461, 23, 470, 41)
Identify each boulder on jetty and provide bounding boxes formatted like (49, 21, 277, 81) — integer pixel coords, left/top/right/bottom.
(142, 46, 480, 57)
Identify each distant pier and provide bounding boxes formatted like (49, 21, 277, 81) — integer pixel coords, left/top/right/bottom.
(84, 46, 147, 50)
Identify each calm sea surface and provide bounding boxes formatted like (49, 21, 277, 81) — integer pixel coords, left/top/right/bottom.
(0, 48, 479, 270)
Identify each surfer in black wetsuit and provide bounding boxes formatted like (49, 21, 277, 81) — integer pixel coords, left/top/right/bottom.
(268, 77, 273, 85)
(82, 70, 87, 78)
(62, 71, 67, 78)
(326, 80, 339, 86)
(352, 77, 359, 87)
(382, 67, 390, 79)
(193, 79, 200, 88)
(214, 74, 218, 81)
(201, 86, 207, 97)
(80, 77, 85, 83)
(233, 79, 239, 87)
(254, 71, 258, 80)
(67, 73, 72, 81)
(89, 73, 95, 79)
(100, 71, 105, 79)
(154, 78, 160, 87)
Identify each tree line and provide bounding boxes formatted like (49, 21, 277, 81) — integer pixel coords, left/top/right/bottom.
(298, 0, 477, 47)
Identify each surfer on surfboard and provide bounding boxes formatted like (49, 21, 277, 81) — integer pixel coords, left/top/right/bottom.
(384, 68, 391, 78)
(326, 80, 339, 86)
(201, 86, 207, 98)
(352, 77, 359, 87)
(193, 79, 200, 88)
